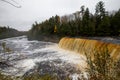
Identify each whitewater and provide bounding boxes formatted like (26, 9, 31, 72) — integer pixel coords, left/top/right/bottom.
(0, 36, 88, 80)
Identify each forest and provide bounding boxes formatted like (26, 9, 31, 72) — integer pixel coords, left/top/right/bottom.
(28, 1, 120, 40)
(0, 26, 26, 39)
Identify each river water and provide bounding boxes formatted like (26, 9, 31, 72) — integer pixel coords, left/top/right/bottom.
(0, 36, 87, 80)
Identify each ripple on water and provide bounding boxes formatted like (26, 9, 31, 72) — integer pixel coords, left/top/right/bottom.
(0, 36, 88, 80)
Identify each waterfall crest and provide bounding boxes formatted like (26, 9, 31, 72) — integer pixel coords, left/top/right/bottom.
(59, 37, 120, 61)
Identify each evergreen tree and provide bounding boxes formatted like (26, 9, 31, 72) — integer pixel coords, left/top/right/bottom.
(95, 1, 106, 36)
(27, 1, 120, 39)
(111, 9, 120, 35)
(82, 8, 91, 35)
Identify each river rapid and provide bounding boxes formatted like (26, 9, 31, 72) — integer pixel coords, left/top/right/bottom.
(0, 36, 87, 80)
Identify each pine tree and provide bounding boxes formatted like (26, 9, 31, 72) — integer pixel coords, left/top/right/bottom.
(82, 8, 90, 35)
(95, 1, 106, 36)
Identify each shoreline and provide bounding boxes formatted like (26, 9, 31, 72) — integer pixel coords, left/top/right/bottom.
(27, 35, 120, 44)
(27, 35, 61, 43)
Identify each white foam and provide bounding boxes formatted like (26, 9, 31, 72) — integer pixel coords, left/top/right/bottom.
(70, 72, 89, 80)
(48, 45, 87, 69)
(16, 59, 36, 73)
(0, 36, 88, 79)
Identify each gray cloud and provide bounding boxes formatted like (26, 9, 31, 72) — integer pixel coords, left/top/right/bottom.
(0, 0, 120, 31)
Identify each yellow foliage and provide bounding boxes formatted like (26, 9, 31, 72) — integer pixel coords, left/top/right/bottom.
(54, 25, 57, 33)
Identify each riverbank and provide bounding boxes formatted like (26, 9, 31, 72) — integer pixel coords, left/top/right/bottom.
(0, 26, 27, 40)
(27, 34, 62, 43)
(27, 34, 120, 44)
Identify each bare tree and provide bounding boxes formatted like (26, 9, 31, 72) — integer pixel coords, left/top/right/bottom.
(0, 0, 21, 8)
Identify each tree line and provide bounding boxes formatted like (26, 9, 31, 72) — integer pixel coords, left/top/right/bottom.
(0, 26, 26, 39)
(28, 1, 120, 40)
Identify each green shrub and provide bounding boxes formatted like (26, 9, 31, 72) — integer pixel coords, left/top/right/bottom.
(1, 42, 12, 53)
(0, 73, 13, 80)
(85, 48, 120, 80)
(23, 73, 70, 80)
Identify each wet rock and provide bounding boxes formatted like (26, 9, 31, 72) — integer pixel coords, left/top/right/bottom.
(0, 62, 11, 69)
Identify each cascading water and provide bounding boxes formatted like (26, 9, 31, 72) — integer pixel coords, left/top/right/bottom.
(0, 36, 88, 80)
(59, 37, 120, 61)
(1, 36, 119, 80)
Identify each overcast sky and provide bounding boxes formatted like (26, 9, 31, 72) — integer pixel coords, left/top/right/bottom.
(0, 0, 120, 31)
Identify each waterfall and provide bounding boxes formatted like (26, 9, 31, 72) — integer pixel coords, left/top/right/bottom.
(59, 37, 120, 61)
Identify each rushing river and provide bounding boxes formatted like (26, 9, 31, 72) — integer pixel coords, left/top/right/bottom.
(0, 36, 87, 80)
